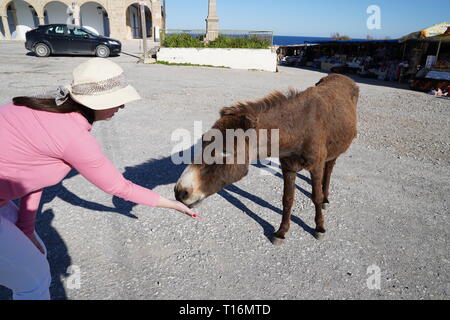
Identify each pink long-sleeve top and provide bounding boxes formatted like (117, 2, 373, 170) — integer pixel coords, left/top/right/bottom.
(0, 102, 160, 237)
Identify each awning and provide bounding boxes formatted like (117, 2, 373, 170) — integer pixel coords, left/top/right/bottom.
(427, 31, 450, 42)
(401, 22, 450, 41)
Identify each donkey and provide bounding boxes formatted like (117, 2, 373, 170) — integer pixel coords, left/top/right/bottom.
(175, 74, 359, 244)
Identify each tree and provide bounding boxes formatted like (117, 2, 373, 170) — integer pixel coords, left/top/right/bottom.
(331, 32, 352, 40)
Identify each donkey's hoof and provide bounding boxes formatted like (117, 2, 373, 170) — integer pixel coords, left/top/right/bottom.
(271, 235, 286, 246)
(314, 231, 326, 240)
(322, 203, 329, 210)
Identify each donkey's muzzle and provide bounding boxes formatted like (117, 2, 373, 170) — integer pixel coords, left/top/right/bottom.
(174, 186, 188, 203)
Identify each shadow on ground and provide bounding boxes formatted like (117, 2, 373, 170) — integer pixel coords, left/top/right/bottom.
(117, 153, 316, 241)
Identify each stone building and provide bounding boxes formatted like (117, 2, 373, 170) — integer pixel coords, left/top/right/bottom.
(0, 0, 166, 41)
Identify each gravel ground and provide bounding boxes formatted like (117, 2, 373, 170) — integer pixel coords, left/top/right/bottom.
(0, 41, 449, 300)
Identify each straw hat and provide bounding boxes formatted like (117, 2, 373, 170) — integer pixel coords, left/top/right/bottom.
(66, 58, 141, 110)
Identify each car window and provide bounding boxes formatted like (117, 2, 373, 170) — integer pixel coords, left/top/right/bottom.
(47, 26, 66, 35)
(55, 26, 65, 34)
(70, 28, 89, 37)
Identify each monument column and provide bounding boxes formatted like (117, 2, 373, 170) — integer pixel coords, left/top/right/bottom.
(205, 0, 219, 42)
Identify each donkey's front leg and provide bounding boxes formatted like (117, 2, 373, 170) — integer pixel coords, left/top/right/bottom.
(310, 164, 326, 240)
(272, 166, 298, 246)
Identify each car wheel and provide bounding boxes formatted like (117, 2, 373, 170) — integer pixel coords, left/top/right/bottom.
(95, 45, 110, 58)
(34, 43, 50, 57)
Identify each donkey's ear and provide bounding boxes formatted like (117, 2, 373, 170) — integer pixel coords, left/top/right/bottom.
(220, 105, 241, 117)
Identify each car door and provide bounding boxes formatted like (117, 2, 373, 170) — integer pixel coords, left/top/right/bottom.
(45, 25, 70, 54)
(67, 27, 97, 55)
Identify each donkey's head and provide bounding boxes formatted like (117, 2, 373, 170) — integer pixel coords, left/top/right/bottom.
(174, 106, 259, 208)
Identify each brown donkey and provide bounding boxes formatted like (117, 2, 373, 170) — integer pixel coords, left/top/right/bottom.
(175, 74, 359, 244)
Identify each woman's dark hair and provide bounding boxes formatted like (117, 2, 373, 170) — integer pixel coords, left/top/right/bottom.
(12, 96, 96, 124)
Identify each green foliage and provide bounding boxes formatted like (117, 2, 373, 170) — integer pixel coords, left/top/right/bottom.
(161, 33, 271, 49)
(207, 35, 271, 49)
(162, 33, 204, 48)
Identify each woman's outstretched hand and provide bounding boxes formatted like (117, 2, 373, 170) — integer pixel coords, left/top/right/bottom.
(156, 197, 202, 221)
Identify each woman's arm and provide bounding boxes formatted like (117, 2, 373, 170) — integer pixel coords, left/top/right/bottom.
(16, 189, 43, 238)
(62, 133, 160, 206)
(16, 189, 46, 253)
(62, 132, 200, 219)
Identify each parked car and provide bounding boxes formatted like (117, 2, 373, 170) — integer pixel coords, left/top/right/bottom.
(25, 24, 121, 58)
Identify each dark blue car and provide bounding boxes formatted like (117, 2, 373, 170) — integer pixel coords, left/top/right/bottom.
(25, 24, 121, 58)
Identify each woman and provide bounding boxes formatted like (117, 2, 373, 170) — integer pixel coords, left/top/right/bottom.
(0, 58, 199, 300)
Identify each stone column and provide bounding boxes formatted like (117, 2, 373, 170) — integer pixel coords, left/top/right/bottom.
(65, 2, 80, 26)
(106, 0, 127, 40)
(205, 0, 219, 42)
(72, 3, 80, 25)
(34, 5, 45, 26)
(151, 0, 163, 41)
(1, 15, 11, 40)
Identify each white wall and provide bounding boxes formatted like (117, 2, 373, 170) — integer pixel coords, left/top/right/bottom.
(11, 0, 37, 40)
(45, 1, 68, 24)
(80, 2, 104, 35)
(157, 48, 278, 72)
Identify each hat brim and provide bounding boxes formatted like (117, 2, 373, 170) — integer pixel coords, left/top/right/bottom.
(69, 85, 141, 110)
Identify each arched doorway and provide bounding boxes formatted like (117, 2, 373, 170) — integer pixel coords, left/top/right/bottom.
(6, 0, 39, 40)
(126, 3, 152, 40)
(80, 1, 110, 36)
(44, 1, 69, 25)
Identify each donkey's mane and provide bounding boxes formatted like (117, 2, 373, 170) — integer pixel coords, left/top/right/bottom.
(220, 89, 300, 118)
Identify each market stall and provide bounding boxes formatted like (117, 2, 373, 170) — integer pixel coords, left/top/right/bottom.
(276, 22, 449, 92)
(405, 23, 450, 94)
(276, 44, 315, 66)
(300, 39, 410, 82)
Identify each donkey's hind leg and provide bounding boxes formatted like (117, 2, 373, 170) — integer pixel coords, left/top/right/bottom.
(272, 158, 302, 245)
(321, 158, 337, 210)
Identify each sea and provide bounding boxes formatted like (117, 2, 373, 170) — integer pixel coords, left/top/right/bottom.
(273, 35, 332, 46)
(273, 35, 367, 45)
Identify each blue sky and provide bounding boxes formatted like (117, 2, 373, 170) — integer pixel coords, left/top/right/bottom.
(165, 0, 449, 39)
